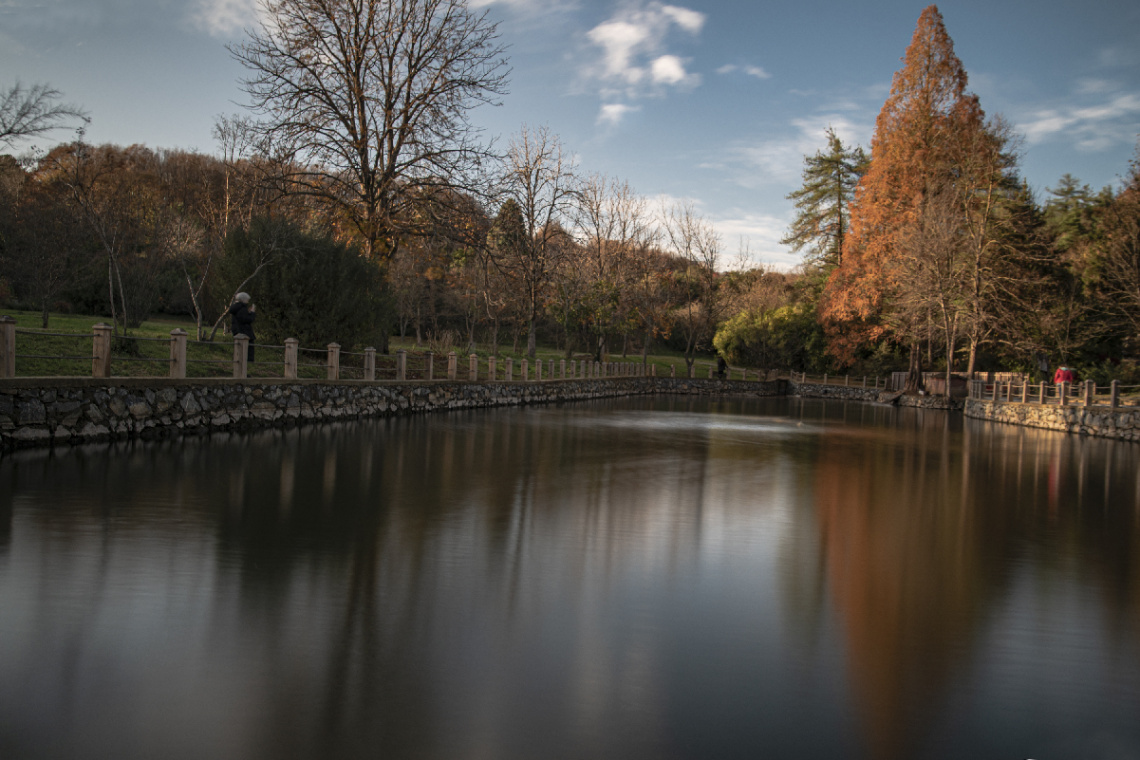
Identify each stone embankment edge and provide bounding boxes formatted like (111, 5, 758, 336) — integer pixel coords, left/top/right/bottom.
(964, 398, 1140, 443)
(5, 376, 1135, 451)
(0, 376, 788, 451)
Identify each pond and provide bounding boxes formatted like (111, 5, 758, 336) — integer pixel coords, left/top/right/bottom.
(1, 396, 1138, 760)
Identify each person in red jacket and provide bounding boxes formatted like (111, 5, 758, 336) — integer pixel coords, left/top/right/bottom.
(1052, 366, 1075, 384)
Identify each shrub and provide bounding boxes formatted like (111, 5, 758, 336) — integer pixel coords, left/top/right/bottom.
(218, 219, 387, 351)
(714, 302, 829, 371)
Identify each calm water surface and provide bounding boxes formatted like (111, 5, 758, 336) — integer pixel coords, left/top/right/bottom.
(1, 397, 1139, 760)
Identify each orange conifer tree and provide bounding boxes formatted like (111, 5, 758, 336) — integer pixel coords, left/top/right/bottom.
(820, 5, 1005, 391)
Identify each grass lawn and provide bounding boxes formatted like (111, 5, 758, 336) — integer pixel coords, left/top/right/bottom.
(3, 309, 721, 380)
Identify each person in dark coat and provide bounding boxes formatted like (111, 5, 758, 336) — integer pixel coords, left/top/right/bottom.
(716, 355, 727, 380)
(228, 292, 256, 362)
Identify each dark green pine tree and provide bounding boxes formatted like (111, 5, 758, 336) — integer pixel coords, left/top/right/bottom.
(1042, 173, 1113, 258)
(780, 127, 868, 270)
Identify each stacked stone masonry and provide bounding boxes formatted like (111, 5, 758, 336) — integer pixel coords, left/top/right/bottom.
(5, 376, 1135, 451)
(965, 398, 1140, 442)
(1, 377, 786, 451)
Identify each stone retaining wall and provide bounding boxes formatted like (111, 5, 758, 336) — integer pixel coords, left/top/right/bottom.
(1, 377, 786, 451)
(965, 398, 1140, 442)
(791, 382, 962, 410)
(10, 375, 1133, 451)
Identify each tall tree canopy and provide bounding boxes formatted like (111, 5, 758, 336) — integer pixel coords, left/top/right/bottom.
(820, 5, 1011, 389)
(231, 0, 509, 262)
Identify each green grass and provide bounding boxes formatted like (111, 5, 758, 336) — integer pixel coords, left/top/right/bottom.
(3, 309, 731, 381)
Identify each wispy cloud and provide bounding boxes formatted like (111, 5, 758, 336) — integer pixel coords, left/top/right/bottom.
(717, 64, 770, 80)
(597, 103, 639, 126)
(1018, 92, 1140, 152)
(710, 114, 872, 189)
(582, 1, 705, 124)
(649, 193, 794, 270)
(710, 210, 798, 271)
(188, 0, 259, 37)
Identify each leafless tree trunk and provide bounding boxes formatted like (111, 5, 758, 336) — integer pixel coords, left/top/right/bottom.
(662, 201, 722, 371)
(488, 126, 579, 358)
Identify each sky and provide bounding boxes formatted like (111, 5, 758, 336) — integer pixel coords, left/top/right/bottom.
(2, 0, 1138, 270)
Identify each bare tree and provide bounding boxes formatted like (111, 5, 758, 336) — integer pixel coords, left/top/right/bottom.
(230, 0, 509, 266)
(0, 82, 87, 148)
(662, 202, 722, 372)
(488, 125, 578, 358)
(572, 174, 657, 360)
(1095, 157, 1140, 334)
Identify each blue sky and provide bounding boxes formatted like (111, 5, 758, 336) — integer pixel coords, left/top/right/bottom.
(2, 0, 1138, 269)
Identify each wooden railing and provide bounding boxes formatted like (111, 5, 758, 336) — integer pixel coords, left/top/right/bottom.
(0, 317, 667, 382)
(967, 378, 1138, 409)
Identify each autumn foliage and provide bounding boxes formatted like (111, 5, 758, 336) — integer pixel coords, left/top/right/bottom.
(820, 6, 992, 368)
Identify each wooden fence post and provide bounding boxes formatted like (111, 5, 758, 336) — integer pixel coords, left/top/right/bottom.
(1084, 380, 1093, 407)
(284, 338, 298, 379)
(469, 353, 478, 381)
(364, 348, 376, 381)
(1110, 380, 1119, 409)
(448, 352, 457, 381)
(560, 358, 566, 379)
(548, 359, 554, 379)
(536, 358, 542, 381)
(233, 335, 249, 379)
(506, 357, 513, 381)
(327, 343, 341, 380)
(396, 349, 406, 381)
(1038, 381, 1045, 405)
(488, 355, 496, 381)
(0, 316, 15, 378)
(425, 352, 434, 381)
(1059, 382, 1067, 406)
(169, 329, 187, 379)
(670, 364, 676, 378)
(522, 359, 529, 381)
(92, 323, 113, 378)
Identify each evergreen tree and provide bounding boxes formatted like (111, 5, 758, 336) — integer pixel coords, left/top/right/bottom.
(781, 127, 867, 270)
(1093, 148, 1140, 337)
(1043, 173, 1111, 259)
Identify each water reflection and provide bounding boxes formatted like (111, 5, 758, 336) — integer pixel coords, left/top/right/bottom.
(0, 397, 1138, 759)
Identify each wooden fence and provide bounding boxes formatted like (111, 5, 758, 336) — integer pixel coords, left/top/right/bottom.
(967, 378, 1138, 409)
(0, 318, 670, 382)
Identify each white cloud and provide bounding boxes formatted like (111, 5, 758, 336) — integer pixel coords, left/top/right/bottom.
(597, 103, 638, 125)
(717, 64, 770, 80)
(651, 55, 691, 86)
(588, 19, 653, 84)
(710, 211, 798, 271)
(715, 114, 871, 188)
(188, 0, 259, 37)
(1018, 92, 1140, 151)
(660, 4, 704, 33)
(583, 1, 704, 98)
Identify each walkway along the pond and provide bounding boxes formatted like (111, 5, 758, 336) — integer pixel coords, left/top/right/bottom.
(2, 376, 1137, 452)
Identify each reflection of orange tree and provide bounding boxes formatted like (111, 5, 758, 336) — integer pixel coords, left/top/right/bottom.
(813, 413, 1009, 760)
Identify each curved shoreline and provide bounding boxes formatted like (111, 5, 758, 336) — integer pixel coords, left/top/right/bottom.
(3, 376, 1136, 451)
